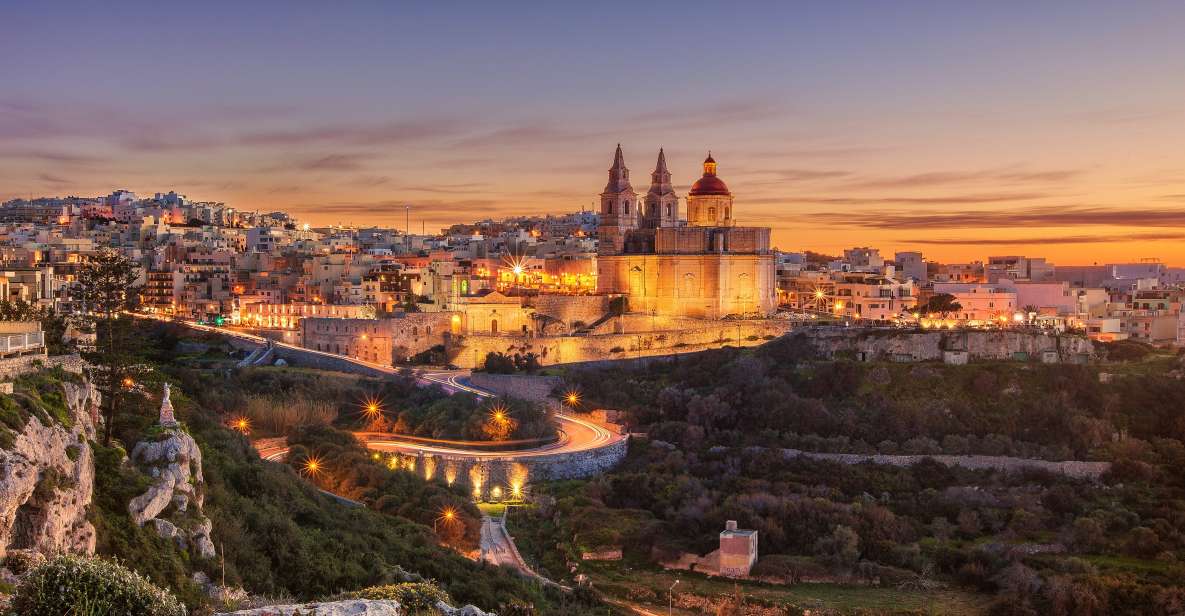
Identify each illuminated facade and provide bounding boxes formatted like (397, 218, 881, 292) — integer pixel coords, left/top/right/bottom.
(596, 147, 777, 319)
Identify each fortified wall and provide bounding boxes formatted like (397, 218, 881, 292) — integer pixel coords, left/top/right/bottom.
(795, 328, 1094, 363)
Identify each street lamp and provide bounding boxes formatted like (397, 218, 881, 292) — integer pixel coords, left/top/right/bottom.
(434, 507, 456, 534)
(668, 579, 680, 615)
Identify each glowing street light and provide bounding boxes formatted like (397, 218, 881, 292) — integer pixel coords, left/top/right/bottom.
(362, 397, 384, 420)
(232, 417, 251, 434)
(564, 390, 581, 408)
(301, 456, 323, 477)
(121, 377, 135, 388)
(435, 507, 457, 534)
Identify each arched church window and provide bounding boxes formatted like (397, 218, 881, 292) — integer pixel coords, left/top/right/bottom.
(624, 201, 630, 214)
(726, 207, 731, 219)
(708, 207, 716, 219)
(666, 205, 672, 217)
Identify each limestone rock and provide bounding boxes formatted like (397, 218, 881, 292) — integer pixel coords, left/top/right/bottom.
(217, 599, 403, 615)
(128, 417, 216, 560)
(0, 378, 98, 561)
(435, 601, 495, 616)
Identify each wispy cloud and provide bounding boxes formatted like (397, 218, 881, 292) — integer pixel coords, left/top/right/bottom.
(745, 192, 1049, 207)
(808, 206, 1185, 229)
(845, 167, 1082, 190)
(905, 232, 1185, 246)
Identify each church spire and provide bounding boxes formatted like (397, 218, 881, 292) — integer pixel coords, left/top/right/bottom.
(649, 147, 672, 190)
(644, 147, 678, 228)
(604, 143, 632, 193)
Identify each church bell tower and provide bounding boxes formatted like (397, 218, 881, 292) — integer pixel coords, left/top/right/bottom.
(597, 144, 638, 255)
(643, 148, 679, 228)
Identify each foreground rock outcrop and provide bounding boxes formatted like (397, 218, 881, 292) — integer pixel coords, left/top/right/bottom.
(127, 383, 216, 559)
(0, 376, 99, 561)
(216, 599, 496, 616)
(219, 599, 403, 615)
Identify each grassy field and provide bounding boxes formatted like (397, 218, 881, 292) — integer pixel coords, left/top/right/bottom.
(585, 563, 992, 616)
(477, 502, 508, 518)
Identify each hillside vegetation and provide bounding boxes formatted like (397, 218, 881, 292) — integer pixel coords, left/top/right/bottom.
(520, 335, 1185, 615)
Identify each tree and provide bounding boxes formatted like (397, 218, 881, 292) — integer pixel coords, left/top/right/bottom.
(73, 249, 148, 445)
(917, 293, 962, 317)
(0, 298, 44, 321)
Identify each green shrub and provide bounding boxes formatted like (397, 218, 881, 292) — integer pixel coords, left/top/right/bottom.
(8, 554, 187, 616)
(349, 581, 452, 611)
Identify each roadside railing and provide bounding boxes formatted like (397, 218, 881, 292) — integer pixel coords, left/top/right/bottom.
(0, 331, 45, 354)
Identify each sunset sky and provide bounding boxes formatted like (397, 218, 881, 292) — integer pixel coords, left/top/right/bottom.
(4, 1, 1185, 264)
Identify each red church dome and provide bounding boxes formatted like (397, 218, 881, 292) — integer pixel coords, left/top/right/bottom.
(688, 152, 730, 196)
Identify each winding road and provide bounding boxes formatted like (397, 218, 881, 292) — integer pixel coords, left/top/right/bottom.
(147, 316, 625, 463)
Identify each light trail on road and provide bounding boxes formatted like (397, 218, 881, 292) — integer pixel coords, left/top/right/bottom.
(140, 315, 625, 463)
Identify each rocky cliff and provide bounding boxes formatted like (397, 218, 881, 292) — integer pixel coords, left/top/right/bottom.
(0, 376, 100, 562)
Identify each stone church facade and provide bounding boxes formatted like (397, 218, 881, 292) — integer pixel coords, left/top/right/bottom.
(596, 146, 777, 319)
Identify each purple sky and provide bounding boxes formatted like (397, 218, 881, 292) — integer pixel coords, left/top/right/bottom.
(4, 1, 1185, 262)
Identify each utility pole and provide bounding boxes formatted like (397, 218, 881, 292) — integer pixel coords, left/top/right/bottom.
(405, 205, 410, 236)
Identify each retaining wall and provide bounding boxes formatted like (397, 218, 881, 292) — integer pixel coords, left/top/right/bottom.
(468, 373, 563, 403)
(453, 318, 792, 368)
(797, 328, 1094, 363)
(382, 435, 629, 498)
(781, 448, 1110, 480)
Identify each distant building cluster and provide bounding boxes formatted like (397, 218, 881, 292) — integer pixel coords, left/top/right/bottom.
(778, 248, 1185, 344)
(5, 150, 1185, 369)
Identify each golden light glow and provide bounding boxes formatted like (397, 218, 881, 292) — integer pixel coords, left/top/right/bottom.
(121, 377, 135, 388)
(232, 417, 251, 433)
(564, 390, 581, 407)
(362, 397, 384, 420)
(301, 456, 323, 476)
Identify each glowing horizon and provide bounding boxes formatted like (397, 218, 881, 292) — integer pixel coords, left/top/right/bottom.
(4, 2, 1185, 265)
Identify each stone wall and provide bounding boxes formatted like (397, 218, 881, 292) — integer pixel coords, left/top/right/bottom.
(468, 373, 563, 403)
(781, 448, 1110, 480)
(0, 351, 49, 380)
(796, 328, 1094, 363)
(525, 295, 609, 330)
(389, 435, 629, 498)
(453, 318, 791, 368)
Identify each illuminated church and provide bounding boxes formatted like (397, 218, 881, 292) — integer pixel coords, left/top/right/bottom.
(596, 145, 777, 319)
